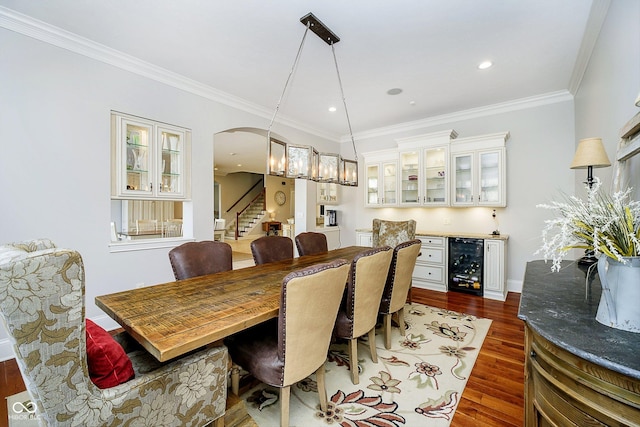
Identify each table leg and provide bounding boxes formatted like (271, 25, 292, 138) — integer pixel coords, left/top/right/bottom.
(231, 363, 240, 395)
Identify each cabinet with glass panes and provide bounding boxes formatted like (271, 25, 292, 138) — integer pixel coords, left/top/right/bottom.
(364, 149, 398, 207)
(111, 112, 191, 200)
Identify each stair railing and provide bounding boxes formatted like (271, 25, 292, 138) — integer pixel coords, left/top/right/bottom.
(235, 187, 266, 240)
(226, 178, 264, 213)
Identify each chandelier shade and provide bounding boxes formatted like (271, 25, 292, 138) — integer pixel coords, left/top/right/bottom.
(267, 137, 287, 177)
(265, 12, 358, 187)
(286, 144, 319, 180)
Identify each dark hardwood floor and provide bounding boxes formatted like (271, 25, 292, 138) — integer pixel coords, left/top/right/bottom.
(0, 288, 524, 427)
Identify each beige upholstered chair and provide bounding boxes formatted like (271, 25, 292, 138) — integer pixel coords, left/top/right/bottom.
(295, 232, 328, 256)
(226, 259, 350, 427)
(334, 246, 393, 384)
(0, 239, 228, 427)
(250, 235, 294, 265)
(379, 239, 422, 349)
(169, 240, 233, 280)
(372, 218, 417, 302)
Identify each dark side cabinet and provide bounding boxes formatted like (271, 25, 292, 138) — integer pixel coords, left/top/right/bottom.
(519, 261, 640, 426)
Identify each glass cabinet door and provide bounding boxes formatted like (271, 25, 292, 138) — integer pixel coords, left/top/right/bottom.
(124, 119, 153, 196)
(158, 127, 184, 197)
(365, 164, 379, 205)
(382, 162, 397, 205)
(400, 151, 419, 204)
(424, 147, 447, 205)
(453, 153, 474, 205)
(478, 150, 501, 205)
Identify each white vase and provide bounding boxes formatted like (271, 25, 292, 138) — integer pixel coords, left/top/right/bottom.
(596, 256, 640, 333)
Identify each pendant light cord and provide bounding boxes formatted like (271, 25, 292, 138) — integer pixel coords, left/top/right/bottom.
(267, 23, 310, 141)
(331, 43, 358, 159)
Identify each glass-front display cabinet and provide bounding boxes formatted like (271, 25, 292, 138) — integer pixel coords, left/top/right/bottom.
(424, 147, 448, 205)
(451, 147, 505, 207)
(399, 147, 448, 206)
(111, 112, 191, 200)
(364, 157, 398, 207)
(400, 150, 419, 204)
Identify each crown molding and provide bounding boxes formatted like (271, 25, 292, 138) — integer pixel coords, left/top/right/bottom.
(0, 6, 340, 142)
(567, 0, 611, 95)
(349, 90, 574, 142)
(1, 5, 592, 145)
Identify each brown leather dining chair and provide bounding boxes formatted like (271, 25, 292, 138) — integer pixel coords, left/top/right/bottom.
(250, 235, 294, 265)
(295, 231, 328, 256)
(168, 240, 233, 280)
(379, 239, 422, 349)
(333, 246, 393, 384)
(225, 259, 350, 427)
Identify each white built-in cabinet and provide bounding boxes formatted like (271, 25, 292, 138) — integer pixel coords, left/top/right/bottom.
(483, 239, 507, 301)
(363, 130, 508, 208)
(364, 150, 398, 207)
(111, 112, 191, 200)
(450, 133, 508, 207)
(396, 130, 456, 207)
(354, 231, 508, 301)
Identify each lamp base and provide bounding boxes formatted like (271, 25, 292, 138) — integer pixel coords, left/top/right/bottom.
(578, 250, 598, 266)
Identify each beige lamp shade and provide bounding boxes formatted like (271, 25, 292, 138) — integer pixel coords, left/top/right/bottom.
(570, 137, 611, 169)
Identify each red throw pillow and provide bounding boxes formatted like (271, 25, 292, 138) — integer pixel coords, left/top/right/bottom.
(86, 319, 135, 388)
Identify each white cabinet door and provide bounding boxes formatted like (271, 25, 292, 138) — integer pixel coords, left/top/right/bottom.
(364, 160, 398, 207)
(483, 239, 506, 301)
(112, 112, 191, 200)
(452, 152, 475, 206)
(399, 150, 420, 205)
(356, 231, 373, 247)
(423, 146, 448, 206)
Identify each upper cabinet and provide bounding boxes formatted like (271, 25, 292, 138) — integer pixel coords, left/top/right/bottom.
(364, 150, 398, 207)
(363, 130, 508, 208)
(317, 182, 339, 204)
(450, 132, 509, 207)
(111, 112, 191, 200)
(397, 130, 456, 207)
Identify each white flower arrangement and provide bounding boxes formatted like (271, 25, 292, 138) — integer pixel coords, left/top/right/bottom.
(536, 178, 640, 271)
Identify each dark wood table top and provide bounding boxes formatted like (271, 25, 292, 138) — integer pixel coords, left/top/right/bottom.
(96, 246, 369, 361)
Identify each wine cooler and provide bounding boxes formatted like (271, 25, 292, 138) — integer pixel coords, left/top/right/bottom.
(448, 237, 484, 296)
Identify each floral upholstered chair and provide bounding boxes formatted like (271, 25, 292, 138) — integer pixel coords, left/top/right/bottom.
(0, 239, 228, 427)
(372, 218, 417, 248)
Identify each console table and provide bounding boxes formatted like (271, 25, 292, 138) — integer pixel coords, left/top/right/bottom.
(518, 260, 640, 426)
(262, 221, 281, 236)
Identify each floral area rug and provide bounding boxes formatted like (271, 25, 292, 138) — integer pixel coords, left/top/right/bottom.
(239, 303, 492, 427)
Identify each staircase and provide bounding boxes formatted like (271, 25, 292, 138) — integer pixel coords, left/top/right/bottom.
(231, 192, 266, 238)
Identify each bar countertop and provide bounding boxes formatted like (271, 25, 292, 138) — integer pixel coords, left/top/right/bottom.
(518, 260, 640, 380)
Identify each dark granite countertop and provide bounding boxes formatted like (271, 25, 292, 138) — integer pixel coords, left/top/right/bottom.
(518, 260, 640, 380)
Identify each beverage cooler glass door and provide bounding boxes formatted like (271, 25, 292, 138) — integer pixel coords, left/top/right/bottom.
(448, 238, 484, 296)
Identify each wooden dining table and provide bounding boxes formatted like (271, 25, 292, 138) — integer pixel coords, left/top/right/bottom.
(96, 246, 369, 362)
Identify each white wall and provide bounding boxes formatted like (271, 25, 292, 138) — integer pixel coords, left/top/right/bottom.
(574, 0, 640, 194)
(344, 99, 576, 292)
(0, 28, 340, 360)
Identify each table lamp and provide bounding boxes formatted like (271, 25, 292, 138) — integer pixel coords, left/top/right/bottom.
(570, 137, 611, 265)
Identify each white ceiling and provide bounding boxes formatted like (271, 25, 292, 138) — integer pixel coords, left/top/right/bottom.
(1, 0, 601, 174)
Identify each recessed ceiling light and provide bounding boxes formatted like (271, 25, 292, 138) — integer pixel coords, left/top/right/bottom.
(328, 106, 337, 112)
(237, 163, 242, 167)
(478, 61, 493, 70)
(409, 100, 416, 106)
(229, 152, 237, 156)
(387, 88, 403, 95)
